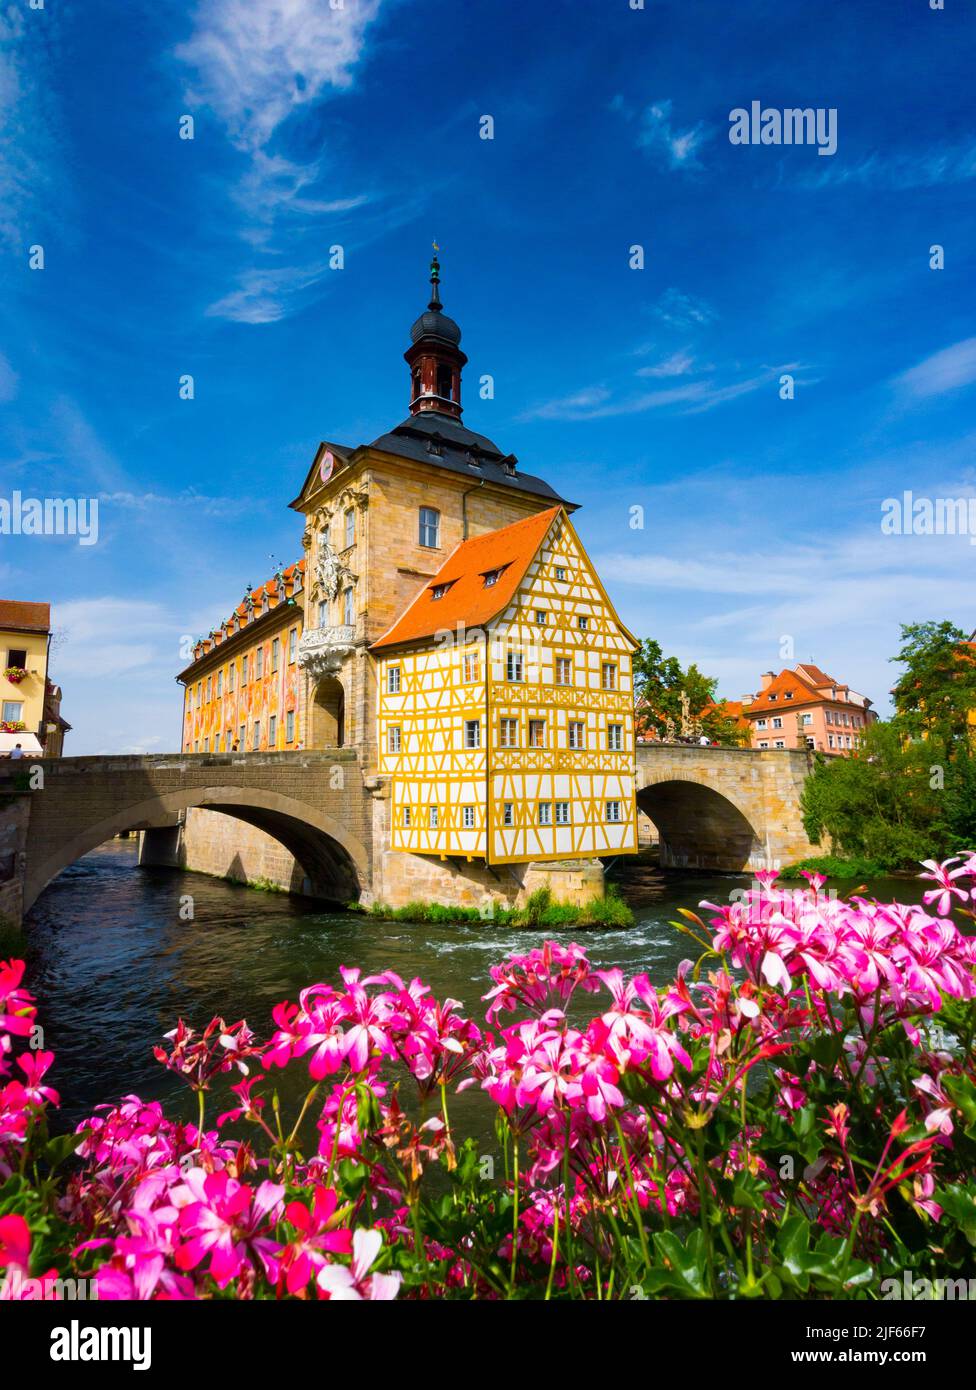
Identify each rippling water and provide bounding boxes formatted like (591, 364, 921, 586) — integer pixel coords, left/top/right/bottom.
(19, 841, 924, 1135)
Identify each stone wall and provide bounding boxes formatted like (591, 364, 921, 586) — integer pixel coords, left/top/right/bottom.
(0, 793, 29, 928)
(158, 807, 312, 896)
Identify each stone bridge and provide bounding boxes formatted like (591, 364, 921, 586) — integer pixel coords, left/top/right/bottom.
(0, 746, 819, 927)
(636, 744, 817, 872)
(0, 751, 375, 925)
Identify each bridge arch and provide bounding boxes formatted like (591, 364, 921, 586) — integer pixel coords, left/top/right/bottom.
(636, 776, 765, 872)
(24, 784, 369, 914)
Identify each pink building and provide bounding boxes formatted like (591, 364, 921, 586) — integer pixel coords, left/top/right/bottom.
(739, 663, 877, 755)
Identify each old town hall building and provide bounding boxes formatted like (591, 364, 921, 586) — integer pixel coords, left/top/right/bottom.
(174, 257, 638, 908)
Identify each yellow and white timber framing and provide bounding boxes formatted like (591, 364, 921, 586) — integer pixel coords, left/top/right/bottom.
(375, 509, 639, 864)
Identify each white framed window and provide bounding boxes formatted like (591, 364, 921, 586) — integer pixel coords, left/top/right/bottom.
(758, 740, 769, 749)
(206, 677, 212, 701)
(556, 657, 572, 686)
(462, 806, 475, 829)
(419, 507, 440, 548)
(555, 566, 566, 581)
(528, 719, 546, 748)
(388, 665, 401, 694)
(538, 802, 552, 825)
(239, 724, 246, 749)
(772, 717, 782, 729)
(506, 651, 524, 682)
(535, 610, 547, 625)
(578, 615, 588, 630)
(601, 662, 617, 690)
(465, 719, 481, 749)
(555, 801, 570, 825)
(388, 725, 401, 753)
(289, 628, 297, 663)
(318, 599, 328, 628)
(252, 721, 261, 750)
(607, 723, 623, 750)
(774, 740, 785, 749)
(463, 651, 480, 682)
(429, 806, 439, 828)
(2, 701, 23, 722)
(286, 710, 295, 742)
(256, 646, 264, 678)
(271, 638, 280, 672)
(343, 588, 354, 626)
(229, 664, 235, 692)
(756, 718, 767, 729)
(801, 713, 813, 726)
(344, 508, 355, 548)
(216, 671, 222, 697)
(503, 803, 514, 826)
(203, 737, 209, 753)
(268, 714, 277, 745)
(499, 718, 519, 748)
(605, 801, 621, 823)
(568, 720, 585, 749)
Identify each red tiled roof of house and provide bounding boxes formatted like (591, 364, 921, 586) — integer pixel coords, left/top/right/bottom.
(0, 600, 51, 633)
(371, 508, 561, 651)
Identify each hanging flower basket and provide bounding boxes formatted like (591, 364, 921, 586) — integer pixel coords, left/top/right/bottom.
(3, 666, 28, 684)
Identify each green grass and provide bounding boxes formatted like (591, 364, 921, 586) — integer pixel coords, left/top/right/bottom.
(779, 853, 892, 881)
(247, 876, 286, 894)
(365, 884, 633, 929)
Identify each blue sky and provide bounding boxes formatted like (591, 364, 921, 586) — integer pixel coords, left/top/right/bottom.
(2, 0, 975, 753)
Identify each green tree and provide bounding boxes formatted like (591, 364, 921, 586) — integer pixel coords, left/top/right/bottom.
(890, 620, 976, 746)
(632, 638, 748, 747)
(800, 721, 942, 869)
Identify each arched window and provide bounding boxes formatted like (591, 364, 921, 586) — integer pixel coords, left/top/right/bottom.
(437, 363, 453, 400)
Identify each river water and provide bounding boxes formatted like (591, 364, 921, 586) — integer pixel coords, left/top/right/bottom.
(18, 842, 925, 1135)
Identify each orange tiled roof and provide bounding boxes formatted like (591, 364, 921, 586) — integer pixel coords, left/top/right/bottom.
(190, 559, 305, 663)
(371, 508, 561, 651)
(0, 599, 51, 634)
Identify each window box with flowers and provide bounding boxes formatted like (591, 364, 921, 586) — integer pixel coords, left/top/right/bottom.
(3, 667, 28, 685)
(0, 720, 27, 733)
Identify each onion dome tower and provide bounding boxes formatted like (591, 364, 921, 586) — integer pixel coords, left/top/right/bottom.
(404, 247, 468, 421)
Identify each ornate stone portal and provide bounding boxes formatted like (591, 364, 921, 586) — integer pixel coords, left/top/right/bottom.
(298, 625, 355, 680)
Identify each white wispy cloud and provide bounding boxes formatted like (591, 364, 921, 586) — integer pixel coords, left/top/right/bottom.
(0, 352, 18, 402)
(176, 0, 382, 153)
(633, 99, 707, 171)
(0, 7, 60, 250)
(654, 288, 716, 329)
(598, 527, 976, 716)
(174, 0, 384, 320)
(635, 349, 695, 379)
(891, 338, 976, 401)
(521, 364, 799, 422)
(801, 140, 976, 191)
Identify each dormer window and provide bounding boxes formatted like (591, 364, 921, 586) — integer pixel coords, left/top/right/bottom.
(426, 438, 443, 458)
(483, 569, 500, 588)
(768, 693, 778, 701)
(431, 583, 450, 600)
(784, 691, 794, 700)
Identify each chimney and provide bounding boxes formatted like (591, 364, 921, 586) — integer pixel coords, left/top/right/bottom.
(741, 694, 754, 707)
(759, 671, 775, 691)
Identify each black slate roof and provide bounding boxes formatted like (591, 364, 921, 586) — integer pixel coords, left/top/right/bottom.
(368, 411, 576, 508)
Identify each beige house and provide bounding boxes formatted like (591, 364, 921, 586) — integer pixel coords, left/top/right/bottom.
(0, 600, 69, 757)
